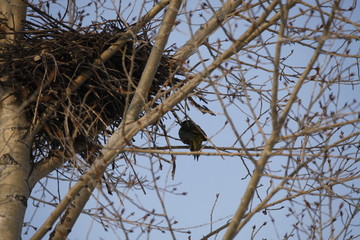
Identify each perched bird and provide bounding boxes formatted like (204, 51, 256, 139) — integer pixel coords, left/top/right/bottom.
(178, 120, 207, 160)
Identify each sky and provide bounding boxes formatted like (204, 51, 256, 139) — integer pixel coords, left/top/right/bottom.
(23, 1, 360, 239)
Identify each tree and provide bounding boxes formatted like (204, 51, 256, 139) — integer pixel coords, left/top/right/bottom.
(1, 0, 359, 239)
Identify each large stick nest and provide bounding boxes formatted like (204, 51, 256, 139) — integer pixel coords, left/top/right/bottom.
(0, 12, 182, 162)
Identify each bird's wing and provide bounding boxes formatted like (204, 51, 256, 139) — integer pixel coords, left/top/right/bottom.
(194, 125, 207, 140)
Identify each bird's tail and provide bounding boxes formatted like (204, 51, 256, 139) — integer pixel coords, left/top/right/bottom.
(191, 137, 203, 161)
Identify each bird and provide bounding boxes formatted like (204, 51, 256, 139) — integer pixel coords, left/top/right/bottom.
(178, 120, 207, 160)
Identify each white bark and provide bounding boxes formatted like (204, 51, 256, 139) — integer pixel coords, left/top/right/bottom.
(0, 84, 32, 240)
(0, 1, 30, 239)
(0, 0, 26, 42)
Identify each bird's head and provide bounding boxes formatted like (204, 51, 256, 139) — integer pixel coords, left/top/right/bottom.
(180, 120, 197, 129)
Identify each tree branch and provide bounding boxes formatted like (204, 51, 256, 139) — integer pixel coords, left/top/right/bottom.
(174, 0, 244, 62)
(222, 1, 339, 239)
(124, 0, 182, 123)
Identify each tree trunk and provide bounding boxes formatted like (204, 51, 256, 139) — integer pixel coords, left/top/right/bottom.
(0, 1, 30, 239)
(0, 86, 32, 240)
